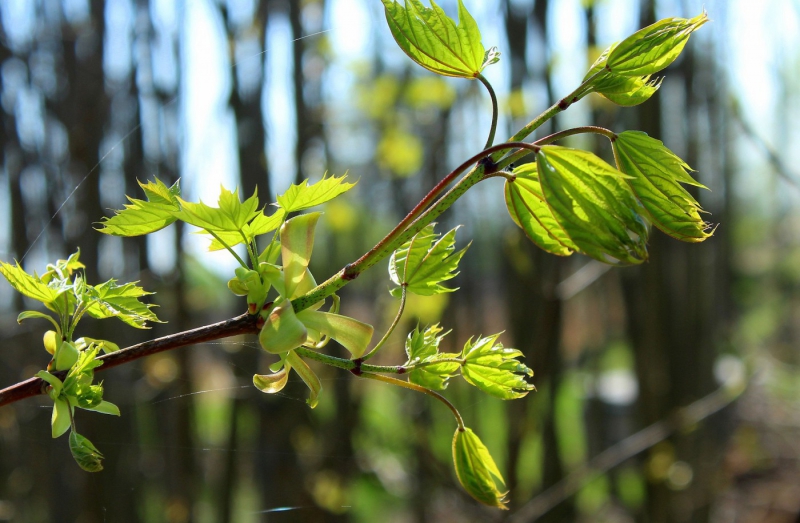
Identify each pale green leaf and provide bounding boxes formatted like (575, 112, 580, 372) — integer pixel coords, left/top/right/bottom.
(606, 12, 708, 76)
(78, 337, 121, 354)
(389, 224, 469, 296)
(505, 163, 577, 256)
(84, 400, 120, 416)
(452, 427, 508, 509)
(54, 340, 80, 371)
(276, 174, 355, 213)
(206, 207, 286, 251)
(17, 310, 60, 331)
(69, 431, 104, 472)
(613, 131, 712, 242)
(97, 178, 181, 236)
(37, 370, 63, 398)
(537, 146, 650, 265)
(381, 0, 488, 78)
(296, 309, 374, 358)
(176, 186, 259, 233)
(404, 324, 460, 390)
(280, 213, 321, 299)
(583, 43, 662, 106)
(0, 261, 71, 315)
(41, 250, 85, 283)
(253, 366, 291, 394)
(52, 397, 72, 438)
(461, 334, 534, 400)
(259, 299, 308, 354)
(284, 350, 321, 409)
(83, 279, 161, 329)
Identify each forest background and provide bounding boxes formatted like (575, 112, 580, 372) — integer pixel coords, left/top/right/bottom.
(1, 0, 799, 522)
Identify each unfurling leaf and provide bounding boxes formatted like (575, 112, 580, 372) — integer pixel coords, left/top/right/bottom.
(606, 12, 708, 76)
(280, 213, 321, 299)
(259, 299, 308, 354)
(84, 400, 120, 416)
(276, 173, 355, 213)
(54, 340, 80, 371)
(0, 261, 71, 315)
(613, 131, 712, 242)
(296, 310, 374, 358)
(51, 397, 72, 438)
(505, 163, 577, 257)
(69, 431, 104, 472)
(389, 224, 469, 296)
(253, 366, 291, 394)
(582, 44, 662, 107)
(97, 178, 181, 236)
(404, 324, 460, 390)
(206, 207, 286, 252)
(452, 427, 508, 509)
(381, 0, 491, 79)
(536, 146, 650, 265)
(285, 350, 321, 409)
(460, 334, 534, 400)
(84, 279, 161, 329)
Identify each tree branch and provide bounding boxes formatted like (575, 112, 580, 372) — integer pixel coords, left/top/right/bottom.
(0, 313, 260, 407)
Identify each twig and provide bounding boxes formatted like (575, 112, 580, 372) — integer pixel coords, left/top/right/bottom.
(0, 313, 260, 407)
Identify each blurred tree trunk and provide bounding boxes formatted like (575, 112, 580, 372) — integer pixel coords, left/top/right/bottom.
(622, 2, 731, 522)
(501, 1, 573, 520)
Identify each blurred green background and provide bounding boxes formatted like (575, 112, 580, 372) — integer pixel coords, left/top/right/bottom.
(0, 0, 798, 521)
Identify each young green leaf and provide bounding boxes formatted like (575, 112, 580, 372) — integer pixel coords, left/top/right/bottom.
(582, 44, 662, 107)
(276, 174, 355, 213)
(41, 250, 85, 282)
(52, 397, 72, 438)
(0, 261, 70, 314)
(404, 324, 460, 390)
(259, 299, 308, 354)
(84, 400, 120, 416)
(606, 13, 708, 77)
(296, 309, 374, 358)
(284, 350, 321, 409)
(537, 146, 650, 265)
(97, 178, 181, 236)
(175, 186, 260, 233)
(381, 0, 492, 79)
(505, 163, 577, 256)
(205, 207, 286, 251)
(37, 370, 63, 398)
(280, 212, 321, 299)
(389, 224, 469, 297)
(613, 131, 712, 242)
(54, 340, 80, 371)
(84, 279, 161, 328)
(69, 431, 104, 472)
(18, 310, 61, 331)
(253, 366, 291, 394)
(452, 427, 508, 509)
(460, 334, 534, 400)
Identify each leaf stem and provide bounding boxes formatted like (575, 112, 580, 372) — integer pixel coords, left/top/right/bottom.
(494, 127, 617, 172)
(292, 141, 539, 313)
(206, 230, 249, 268)
(361, 287, 407, 362)
(293, 347, 401, 374)
(496, 68, 605, 162)
(360, 372, 464, 430)
(477, 74, 498, 149)
(533, 126, 617, 145)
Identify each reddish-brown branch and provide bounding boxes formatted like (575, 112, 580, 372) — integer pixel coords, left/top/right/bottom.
(0, 313, 259, 407)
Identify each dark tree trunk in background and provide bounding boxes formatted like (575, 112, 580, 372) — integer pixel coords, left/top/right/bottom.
(622, 2, 731, 522)
(502, 1, 573, 520)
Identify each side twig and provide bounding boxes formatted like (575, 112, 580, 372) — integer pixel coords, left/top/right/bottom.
(0, 313, 260, 407)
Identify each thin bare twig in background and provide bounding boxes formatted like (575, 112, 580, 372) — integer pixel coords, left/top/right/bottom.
(509, 380, 746, 522)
